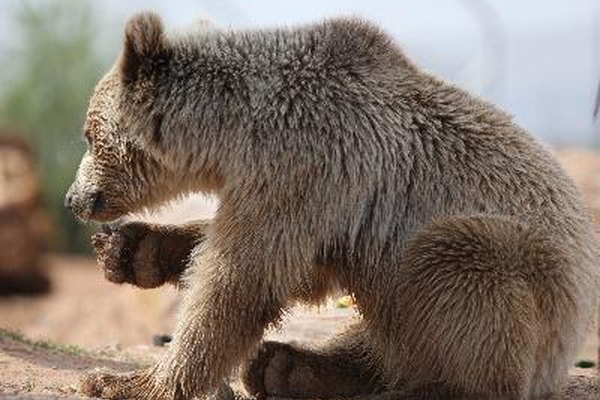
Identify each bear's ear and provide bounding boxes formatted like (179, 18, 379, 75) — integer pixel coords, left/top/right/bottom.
(120, 11, 166, 83)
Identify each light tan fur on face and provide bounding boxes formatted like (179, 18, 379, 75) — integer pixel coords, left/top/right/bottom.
(72, 12, 600, 400)
(66, 71, 197, 223)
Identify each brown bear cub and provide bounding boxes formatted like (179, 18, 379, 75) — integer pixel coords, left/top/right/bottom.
(66, 12, 599, 400)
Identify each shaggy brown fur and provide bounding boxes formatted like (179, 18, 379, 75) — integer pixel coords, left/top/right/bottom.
(66, 12, 600, 400)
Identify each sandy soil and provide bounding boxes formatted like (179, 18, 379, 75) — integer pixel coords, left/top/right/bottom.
(0, 333, 146, 397)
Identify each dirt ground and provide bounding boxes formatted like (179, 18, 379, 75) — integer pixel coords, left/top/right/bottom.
(0, 148, 599, 399)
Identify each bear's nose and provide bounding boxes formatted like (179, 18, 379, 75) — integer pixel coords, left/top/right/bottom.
(64, 191, 74, 209)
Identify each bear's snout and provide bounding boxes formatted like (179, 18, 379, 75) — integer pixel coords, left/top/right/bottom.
(64, 183, 105, 222)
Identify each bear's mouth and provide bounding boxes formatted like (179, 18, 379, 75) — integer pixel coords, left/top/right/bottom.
(99, 220, 125, 233)
(74, 200, 128, 225)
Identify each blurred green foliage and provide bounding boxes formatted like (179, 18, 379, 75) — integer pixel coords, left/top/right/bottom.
(0, 0, 110, 253)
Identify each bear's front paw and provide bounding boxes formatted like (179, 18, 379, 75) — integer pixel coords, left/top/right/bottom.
(80, 369, 238, 400)
(91, 222, 167, 289)
(79, 369, 168, 400)
(91, 229, 129, 285)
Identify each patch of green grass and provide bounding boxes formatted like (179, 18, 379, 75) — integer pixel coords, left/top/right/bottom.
(575, 359, 596, 369)
(0, 328, 87, 357)
(0, 329, 26, 342)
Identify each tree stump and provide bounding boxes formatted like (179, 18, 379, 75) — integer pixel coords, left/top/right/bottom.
(0, 135, 52, 295)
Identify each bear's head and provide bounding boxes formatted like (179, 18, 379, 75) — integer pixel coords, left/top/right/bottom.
(65, 13, 191, 223)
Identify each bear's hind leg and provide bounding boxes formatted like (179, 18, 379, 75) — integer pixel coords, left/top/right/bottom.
(242, 322, 382, 399)
(375, 215, 578, 400)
